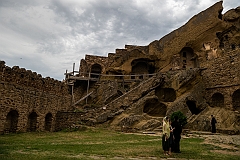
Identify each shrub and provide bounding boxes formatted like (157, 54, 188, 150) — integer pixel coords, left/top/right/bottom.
(170, 111, 187, 127)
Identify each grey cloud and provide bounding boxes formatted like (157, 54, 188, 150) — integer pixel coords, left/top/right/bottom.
(0, 0, 239, 80)
(0, 0, 44, 8)
(45, 0, 193, 57)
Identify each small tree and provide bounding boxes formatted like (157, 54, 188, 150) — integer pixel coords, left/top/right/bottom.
(170, 111, 187, 127)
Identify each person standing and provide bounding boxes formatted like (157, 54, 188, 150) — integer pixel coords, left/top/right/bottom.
(171, 116, 182, 153)
(162, 116, 170, 155)
(169, 120, 175, 155)
(211, 115, 217, 133)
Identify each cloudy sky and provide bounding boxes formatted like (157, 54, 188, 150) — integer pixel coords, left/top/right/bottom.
(0, 0, 239, 80)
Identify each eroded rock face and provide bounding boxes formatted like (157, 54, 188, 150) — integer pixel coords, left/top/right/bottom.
(1, 2, 240, 134)
(67, 2, 240, 134)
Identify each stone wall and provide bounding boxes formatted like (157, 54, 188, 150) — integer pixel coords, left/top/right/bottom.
(201, 49, 240, 110)
(0, 61, 72, 134)
(79, 55, 109, 77)
(55, 112, 83, 131)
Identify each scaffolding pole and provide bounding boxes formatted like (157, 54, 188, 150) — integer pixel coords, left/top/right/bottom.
(86, 70, 91, 104)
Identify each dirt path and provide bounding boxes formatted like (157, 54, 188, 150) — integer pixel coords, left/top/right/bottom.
(183, 131, 240, 156)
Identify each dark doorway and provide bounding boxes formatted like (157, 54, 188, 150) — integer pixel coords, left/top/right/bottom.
(131, 58, 155, 79)
(45, 113, 53, 131)
(132, 62, 148, 74)
(232, 89, 240, 111)
(186, 100, 200, 115)
(91, 64, 102, 78)
(211, 93, 224, 107)
(4, 110, 19, 133)
(27, 112, 38, 132)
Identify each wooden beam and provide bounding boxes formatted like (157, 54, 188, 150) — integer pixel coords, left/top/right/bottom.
(73, 91, 93, 106)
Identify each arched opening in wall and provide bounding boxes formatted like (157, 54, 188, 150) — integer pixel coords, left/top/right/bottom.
(232, 89, 240, 111)
(104, 90, 123, 104)
(143, 99, 167, 117)
(131, 58, 155, 79)
(180, 47, 198, 69)
(45, 113, 53, 131)
(155, 87, 176, 102)
(4, 110, 19, 133)
(27, 112, 38, 132)
(186, 100, 200, 115)
(211, 93, 224, 107)
(91, 64, 102, 78)
(132, 62, 148, 79)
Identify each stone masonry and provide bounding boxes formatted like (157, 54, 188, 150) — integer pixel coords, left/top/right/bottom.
(0, 61, 71, 133)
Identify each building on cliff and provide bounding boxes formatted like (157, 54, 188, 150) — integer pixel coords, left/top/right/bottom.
(1, 1, 240, 134)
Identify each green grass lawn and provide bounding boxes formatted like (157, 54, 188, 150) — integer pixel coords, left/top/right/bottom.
(0, 128, 239, 160)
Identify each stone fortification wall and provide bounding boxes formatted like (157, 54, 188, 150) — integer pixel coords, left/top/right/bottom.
(0, 61, 72, 133)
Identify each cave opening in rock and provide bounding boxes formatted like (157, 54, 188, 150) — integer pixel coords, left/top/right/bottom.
(4, 110, 19, 133)
(211, 92, 224, 107)
(45, 113, 53, 131)
(143, 99, 167, 117)
(131, 58, 155, 79)
(27, 112, 38, 132)
(186, 100, 200, 115)
(155, 87, 176, 102)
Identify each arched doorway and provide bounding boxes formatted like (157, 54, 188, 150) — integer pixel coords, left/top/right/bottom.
(45, 113, 53, 131)
(27, 112, 38, 132)
(91, 64, 102, 78)
(4, 110, 19, 133)
(143, 99, 167, 117)
(211, 93, 224, 107)
(131, 58, 155, 79)
(180, 47, 198, 69)
(232, 89, 240, 111)
(186, 100, 200, 115)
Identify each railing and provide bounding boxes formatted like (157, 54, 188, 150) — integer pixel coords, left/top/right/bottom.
(65, 71, 158, 82)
